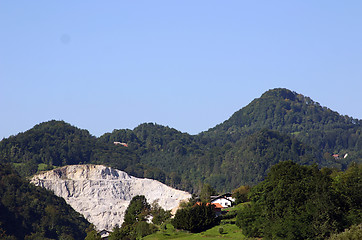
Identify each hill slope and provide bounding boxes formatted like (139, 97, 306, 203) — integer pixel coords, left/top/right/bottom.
(205, 88, 362, 155)
(1, 88, 361, 192)
(0, 163, 90, 239)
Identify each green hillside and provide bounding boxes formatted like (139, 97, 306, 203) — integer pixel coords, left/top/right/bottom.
(0, 163, 90, 239)
(205, 88, 362, 157)
(0, 120, 139, 178)
(1, 88, 361, 193)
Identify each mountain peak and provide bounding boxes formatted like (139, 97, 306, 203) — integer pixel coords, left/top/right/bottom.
(260, 88, 297, 101)
(205, 88, 360, 155)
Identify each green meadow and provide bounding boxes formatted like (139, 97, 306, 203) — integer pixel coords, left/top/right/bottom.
(144, 204, 249, 240)
(143, 223, 247, 240)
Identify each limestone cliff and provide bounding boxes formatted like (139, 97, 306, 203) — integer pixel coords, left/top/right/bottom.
(31, 165, 191, 231)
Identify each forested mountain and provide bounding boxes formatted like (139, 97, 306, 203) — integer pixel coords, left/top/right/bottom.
(0, 121, 96, 176)
(205, 88, 362, 158)
(0, 163, 90, 239)
(0, 120, 139, 177)
(1, 88, 361, 193)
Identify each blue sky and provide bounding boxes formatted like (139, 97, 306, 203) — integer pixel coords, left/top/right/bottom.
(1, 1, 362, 139)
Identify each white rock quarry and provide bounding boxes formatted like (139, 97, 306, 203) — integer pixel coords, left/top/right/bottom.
(31, 164, 191, 231)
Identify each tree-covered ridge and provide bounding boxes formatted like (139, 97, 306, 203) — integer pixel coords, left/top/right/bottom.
(0, 120, 140, 177)
(0, 120, 324, 193)
(0, 120, 96, 175)
(216, 129, 322, 187)
(0, 88, 361, 192)
(100, 123, 323, 191)
(206, 88, 362, 158)
(99, 123, 197, 155)
(0, 163, 90, 239)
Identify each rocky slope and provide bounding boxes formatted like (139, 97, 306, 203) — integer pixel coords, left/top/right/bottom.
(31, 165, 191, 231)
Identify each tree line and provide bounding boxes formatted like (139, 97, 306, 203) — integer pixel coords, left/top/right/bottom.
(1, 88, 361, 194)
(0, 163, 90, 239)
(236, 161, 361, 239)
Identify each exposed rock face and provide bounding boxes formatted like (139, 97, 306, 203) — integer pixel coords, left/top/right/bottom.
(31, 165, 191, 231)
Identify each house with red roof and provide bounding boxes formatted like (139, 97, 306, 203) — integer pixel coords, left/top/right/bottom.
(210, 193, 235, 208)
(194, 202, 224, 217)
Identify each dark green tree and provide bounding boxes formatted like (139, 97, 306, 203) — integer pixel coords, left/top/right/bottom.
(84, 225, 101, 240)
(122, 195, 150, 226)
(237, 161, 344, 240)
(135, 221, 157, 238)
(117, 195, 157, 240)
(199, 184, 217, 203)
(332, 163, 362, 227)
(108, 225, 126, 240)
(150, 200, 171, 225)
(172, 202, 219, 233)
(236, 203, 263, 237)
(232, 185, 250, 204)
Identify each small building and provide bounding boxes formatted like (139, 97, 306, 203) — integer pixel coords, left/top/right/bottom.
(194, 202, 224, 217)
(211, 193, 235, 208)
(99, 229, 110, 239)
(113, 142, 128, 147)
(210, 202, 223, 217)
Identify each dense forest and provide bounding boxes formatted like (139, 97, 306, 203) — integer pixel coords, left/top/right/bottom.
(0, 163, 90, 239)
(206, 89, 362, 153)
(236, 161, 362, 240)
(1, 88, 361, 239)
(1, 88, 361, 193)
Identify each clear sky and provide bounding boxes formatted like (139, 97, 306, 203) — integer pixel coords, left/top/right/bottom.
(1, 1, 362, 139)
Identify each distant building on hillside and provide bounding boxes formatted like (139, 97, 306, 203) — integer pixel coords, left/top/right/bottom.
(113, 142, 128, 147)
(99, 229, 110, 239)
(195, 202, 224, 217)
(211, 193, 235, 208)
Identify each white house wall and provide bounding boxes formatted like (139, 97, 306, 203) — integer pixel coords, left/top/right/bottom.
(211, 198, 232, 208)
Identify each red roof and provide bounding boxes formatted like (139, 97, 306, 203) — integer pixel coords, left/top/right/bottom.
(194, 202, 223, 209)
(211, 203, 223, 209)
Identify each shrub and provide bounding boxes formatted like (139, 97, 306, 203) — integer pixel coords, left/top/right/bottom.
(172, 203, 220, 233)
(328, 224, 362, 240)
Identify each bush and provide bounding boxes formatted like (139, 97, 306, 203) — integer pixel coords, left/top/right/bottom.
(236, 204, 262, 238)
(221, 210, 237, 220)
(236, 161, 347, 240)
(172, 203, 220, 233)
(328, 224, 362, 240)
(135, 221, 157, 238)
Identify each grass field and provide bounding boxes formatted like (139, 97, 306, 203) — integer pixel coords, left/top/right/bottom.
(144, 223, 247, 240)
(143, 204, 251, 240)
(144, 203, 251, 239)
